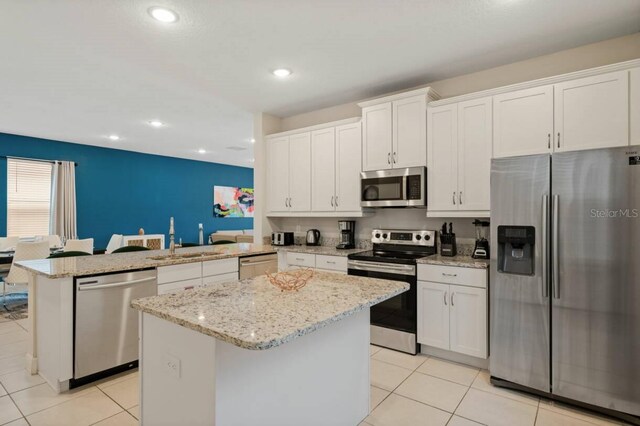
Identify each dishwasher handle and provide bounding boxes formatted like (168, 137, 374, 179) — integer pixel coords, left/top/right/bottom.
(78, 276, 156, 291)
(240, 259, 276, 266)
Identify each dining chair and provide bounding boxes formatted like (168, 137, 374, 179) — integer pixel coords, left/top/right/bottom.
(0, 236, 20, 251)
(64, 238, 94, 254)
(2, 241, 50, 310)
(36, 235, 63, 249)
(211, 240, 235, 245)
(180, 242, 200, 247)
(105, 234, 124, 254)
(47, 251, 92, 259)
(112, 245, 150, 253)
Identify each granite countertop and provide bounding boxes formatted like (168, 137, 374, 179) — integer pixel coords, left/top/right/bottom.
(131, 270, 408, 350)
(417, 254, 489, 269)
(15, 244, 276, 278)
(276, 245, 367, 257)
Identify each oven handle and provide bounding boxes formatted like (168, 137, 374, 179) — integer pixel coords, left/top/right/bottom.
(402, 175, 408, 200)
(348, 261, 415, 276)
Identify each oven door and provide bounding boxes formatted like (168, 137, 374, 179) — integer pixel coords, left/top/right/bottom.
(360, 167, 426, 207)
(348, 260, 417, 354)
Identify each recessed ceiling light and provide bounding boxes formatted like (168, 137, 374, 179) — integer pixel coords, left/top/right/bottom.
(148, 120, 164, 127)
(250, 138, 256, 143)
(272, 68, 292, 78)
(198, 149, 206, 154)
(148, 7, 179, 23)
(108, 135, 120, 141)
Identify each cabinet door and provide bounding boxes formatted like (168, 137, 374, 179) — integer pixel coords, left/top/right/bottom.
(427, 104, 458, 212)
(311, 128, 336, 212)
(449, 286, 487, 358)
(632, 68, 640, 146)
(457, 97, 492, 212)
(362, 102, 392, 171)
(493, 85, 554, 158)
(288, 132, 312, 212)
(417, 281, 450, 350)
(393, 95, 426, 168)
(554, 70, 629, 152)
(267, 136, 290, 212)
(335, 122, 363, 212)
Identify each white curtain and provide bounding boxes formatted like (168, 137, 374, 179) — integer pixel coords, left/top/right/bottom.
(50, 161, 77, 240)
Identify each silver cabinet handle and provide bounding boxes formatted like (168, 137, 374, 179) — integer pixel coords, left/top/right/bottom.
(547, 133, 551, 149)
(553, 194, 560, 298)
(393, 152, 397, 163)
(459, 191, 462, 205)
(452, 191, 456, 205)
(331, 196, 334, 207)
(451, 292, 455, 306)
(444, 291, 448, 305)
(326, 261, 336, 264)
(289, 198, 292, 208)
(295, 257, 304, 261)
(557, 132, 560, 149)
(335, 196, 338, 207)
(542, 195, 549, 298)
(387, 153, 391, 164)
(442, 272, 457, 277)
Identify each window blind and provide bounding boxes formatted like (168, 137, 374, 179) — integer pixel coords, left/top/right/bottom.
(7, 158, 52, 237)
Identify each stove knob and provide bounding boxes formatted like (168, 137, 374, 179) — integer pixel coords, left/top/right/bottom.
(375, 233, 381, 239)
(382, 233, 388, 239)
(415, 235, 422, 241)
(425, 234, 431, 241)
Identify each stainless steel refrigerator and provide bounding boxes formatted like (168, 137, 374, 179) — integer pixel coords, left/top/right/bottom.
(490, 146, 640, 424)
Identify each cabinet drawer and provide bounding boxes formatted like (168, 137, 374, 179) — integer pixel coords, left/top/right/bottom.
(158, 278, 202, 295)
(286, 252, 316, 268)
(157, 262, 202, 284)
(202, 258, 238, 277)
(417, 264, 487, 288)
(315, 255, 347, 272)
(202, 271, 238, 287)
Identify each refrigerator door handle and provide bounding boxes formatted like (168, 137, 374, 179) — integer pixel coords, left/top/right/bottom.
(542, 195, 549, 298)
(552, 194, 560, 299)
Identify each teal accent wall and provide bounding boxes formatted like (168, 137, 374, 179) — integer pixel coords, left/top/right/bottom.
(0, 132, 254, 248)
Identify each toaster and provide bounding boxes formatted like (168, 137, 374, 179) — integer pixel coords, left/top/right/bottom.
(271, 232, 294, 246)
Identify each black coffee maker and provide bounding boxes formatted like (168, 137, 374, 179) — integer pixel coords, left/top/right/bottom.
(336, 220, 356, 249)
(472, 220, 490, 259)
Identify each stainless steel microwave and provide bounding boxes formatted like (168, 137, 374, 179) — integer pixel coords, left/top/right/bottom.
(361, 167, 427, 207)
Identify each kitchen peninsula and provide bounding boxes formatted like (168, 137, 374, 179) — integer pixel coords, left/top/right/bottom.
(131, 271, 408, 426)
(14, 243, 277, 391)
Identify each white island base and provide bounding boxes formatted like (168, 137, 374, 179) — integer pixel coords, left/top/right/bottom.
(139, 309, 371, 426)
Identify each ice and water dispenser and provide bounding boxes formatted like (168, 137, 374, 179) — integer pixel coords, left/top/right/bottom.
(497, 226, 536, 275)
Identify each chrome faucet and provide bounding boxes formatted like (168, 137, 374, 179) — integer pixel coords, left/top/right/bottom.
(169, 217, 175, 255)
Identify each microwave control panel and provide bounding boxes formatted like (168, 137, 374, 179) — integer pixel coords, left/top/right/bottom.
(407, 175, 422, 200)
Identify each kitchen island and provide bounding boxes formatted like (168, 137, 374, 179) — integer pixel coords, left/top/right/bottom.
(14, 243, 276, 390)
(132, 271, 408, 426)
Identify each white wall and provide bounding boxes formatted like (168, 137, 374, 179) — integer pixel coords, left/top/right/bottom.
(280, 33, 640, 131)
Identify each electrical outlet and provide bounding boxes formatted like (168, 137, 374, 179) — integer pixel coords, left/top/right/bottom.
(163, 354, 181, 379)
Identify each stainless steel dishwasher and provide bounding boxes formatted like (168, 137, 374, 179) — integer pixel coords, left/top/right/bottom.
(239, 253, 278, 279)
(74, 269, 157, 384)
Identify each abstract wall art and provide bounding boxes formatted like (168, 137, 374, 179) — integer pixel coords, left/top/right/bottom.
(213, 186, 254, 218)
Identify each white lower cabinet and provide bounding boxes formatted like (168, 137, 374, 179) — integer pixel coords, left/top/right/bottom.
(282, 252, 347, 274)
(157, 258, 240, 295)
(417, 265, 488, 359)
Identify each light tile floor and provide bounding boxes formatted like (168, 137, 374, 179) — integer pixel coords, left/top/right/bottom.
(0, 316, 631, 425)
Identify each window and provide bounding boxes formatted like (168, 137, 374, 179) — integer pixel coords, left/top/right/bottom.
(7, 158, 52, 237)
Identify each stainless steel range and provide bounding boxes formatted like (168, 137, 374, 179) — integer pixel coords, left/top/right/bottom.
(348, 229, 436, 354)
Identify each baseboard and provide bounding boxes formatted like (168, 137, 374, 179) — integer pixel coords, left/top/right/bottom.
(419, 344, 489, 369)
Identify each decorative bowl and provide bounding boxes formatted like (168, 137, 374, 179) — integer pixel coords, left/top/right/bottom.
(266, 268, 314, 292)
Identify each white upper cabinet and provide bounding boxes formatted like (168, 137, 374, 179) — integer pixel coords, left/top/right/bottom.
(362, 102, 393, 171)
(267, 136, 290, 213)
(555, 70, 629, 152)
(493, 85, 554, 158)
(335, 122, 363, 212)
(360, 88, 438, 172)
(554, 71, 629, 152)
(426, 97, 491, 216)
(427, 104, 457, 212)
(288, 132, 311, 212)
(393, 95, 427, 168)
(267, 118, 365, 217)
(457, 97, 492, 212)
(311, 128, 336, 212)
(632, 68, 640, 146)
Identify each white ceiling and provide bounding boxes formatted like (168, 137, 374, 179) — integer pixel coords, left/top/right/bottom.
(1, 0, 639, 167)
